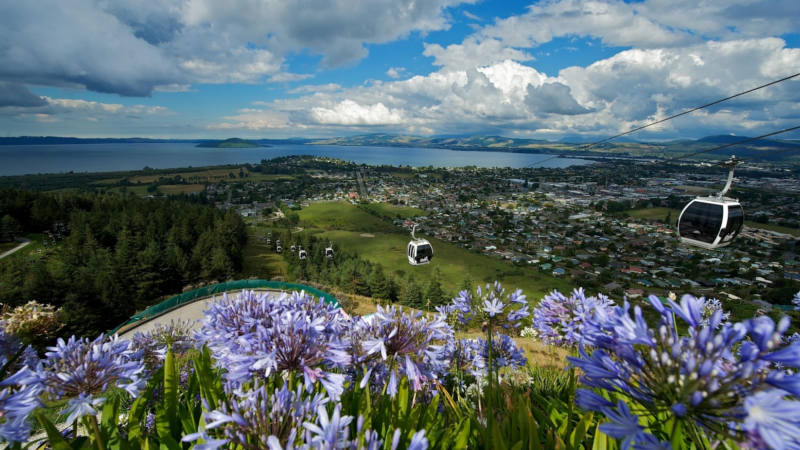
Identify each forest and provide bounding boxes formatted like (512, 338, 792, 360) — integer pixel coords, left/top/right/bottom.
(0, 188, 247, 337)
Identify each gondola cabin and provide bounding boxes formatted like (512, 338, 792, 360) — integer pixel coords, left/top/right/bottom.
(298, 249, 307, 260)
(407, 239, 433, 265)
(290, 245, 296, 252)
(677, 197, 743, 249)
(676, 156, 744, 250)
(276, 245, 282, 253)
(325, 247, 334, 258)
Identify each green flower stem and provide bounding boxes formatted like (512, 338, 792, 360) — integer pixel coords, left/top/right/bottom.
(88, 415, 106, 450)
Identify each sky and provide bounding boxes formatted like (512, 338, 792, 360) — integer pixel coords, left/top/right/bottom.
(1, 0, 799, 141)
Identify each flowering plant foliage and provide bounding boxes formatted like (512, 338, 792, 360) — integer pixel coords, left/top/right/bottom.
(570, 293, 800, 449)
(41, 334, 145, 423)
(196, 290, 350, 396)
(131, 319, 196, 370)
(531, 288, 615, 346)
(437, 281, 530, 332)
(349, 305, 452, 396)
(453, 334, 527, 379)
(0, 322, 42, 444)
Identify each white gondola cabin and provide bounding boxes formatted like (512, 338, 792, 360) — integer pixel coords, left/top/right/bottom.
(677, 156, 744, 250)
(298, 248, 307, 260)
(407, 224, 433, 266)
(325, 246, 334, 258)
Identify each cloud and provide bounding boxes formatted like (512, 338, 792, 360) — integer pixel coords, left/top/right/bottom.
(228, 37, 800, 138)
(0, 83, 47, 107)
(526, 82, 591, 115)
(209, 108, 291, 130)
(311, 100, 405, 125)
(424, 37, 532, 70)
(0, 0, 178, 96)
(386, 67, 407, 79)
(0, 0, 474, 97)
(288, 83, 343, 94)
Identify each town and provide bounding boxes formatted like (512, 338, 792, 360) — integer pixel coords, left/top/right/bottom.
(189, 155, 800, 309)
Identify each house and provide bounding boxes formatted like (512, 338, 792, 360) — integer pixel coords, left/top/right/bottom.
(552, 267, 566, 276)
(626, 288, 644, 299)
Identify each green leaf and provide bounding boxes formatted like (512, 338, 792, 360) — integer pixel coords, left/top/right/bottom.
(100, 395, 120, 435)
(591, 424, 609, 450)
(570, 412, 594, 450)
(35, 411, 73, 450)
(451, 418, 471, 450)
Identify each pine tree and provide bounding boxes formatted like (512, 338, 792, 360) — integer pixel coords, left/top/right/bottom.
(369, 266, 391, 300)
(402, 280, 423, 309)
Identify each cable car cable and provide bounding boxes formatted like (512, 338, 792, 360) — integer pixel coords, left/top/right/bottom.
(579, 72, 800, 151)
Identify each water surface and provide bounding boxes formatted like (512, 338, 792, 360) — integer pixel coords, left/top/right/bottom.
(0, 143, 593, 176)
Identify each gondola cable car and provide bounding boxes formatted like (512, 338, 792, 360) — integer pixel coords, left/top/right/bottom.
(407, 224, 433, 266)
(298, 246, 307, 260)
(325, 243, 334, 258)
(677, 155, 744, 249)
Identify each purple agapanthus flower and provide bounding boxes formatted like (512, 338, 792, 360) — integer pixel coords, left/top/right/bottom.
(0, 366, 43, 444)
(349, 305, 452, 397)
(454, 334, 527, 379)
(570, 292, 800, 446)
(438, 282, 529, 332)
(532, 288, 615, 346)
(303, 403, 353, 449)
(131, 319, 196, 370)
(196, 290, 350, 398)
(41, 334, 145, 421)
(0, 321, 44, 444)
(743, 390, 800, 449)
(201, 379, 328, 448)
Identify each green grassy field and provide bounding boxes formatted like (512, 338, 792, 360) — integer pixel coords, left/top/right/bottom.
(296, 201, 397, 233)
(358, 203, 426, 220)
(293, 201, 572, 302)
(626, 207, 800, 237)
(241, 229, 288, 280)
(158, 184, 206, 195)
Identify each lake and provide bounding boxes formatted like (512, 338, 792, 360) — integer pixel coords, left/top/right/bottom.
(0, 143, 592, 176)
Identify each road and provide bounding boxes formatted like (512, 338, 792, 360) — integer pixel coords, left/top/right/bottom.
(0, 238, 31, 259)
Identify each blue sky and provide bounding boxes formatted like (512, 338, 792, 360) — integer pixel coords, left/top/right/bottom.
(1, 0, 799, 140)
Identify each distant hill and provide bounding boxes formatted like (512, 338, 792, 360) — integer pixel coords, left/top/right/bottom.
(0, 136, 197, 145)
(308, 133, 799, 162)
(196, 138, 264, 148)
(1, 133, 797, 162)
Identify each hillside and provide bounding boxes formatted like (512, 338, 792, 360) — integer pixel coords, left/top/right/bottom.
(196, 137, 263, 148)
(309, 133, 800, 162)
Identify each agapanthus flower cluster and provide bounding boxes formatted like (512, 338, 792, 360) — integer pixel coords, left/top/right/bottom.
(0, 320, 39, 372)
(41, 334, 146, 423)
(454, 334, 527, 379)
(349, 305, 452, 397)
(700, 296, 730, 327)
(196, 290, 350, 397)
(438, 282, 530, 332)
(532, 288, 615, 346)
(196, 379, 329, 448)
(131, 319, 196, 370)
(570, 293, 800, 449)
(0, 323, 43, 444)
